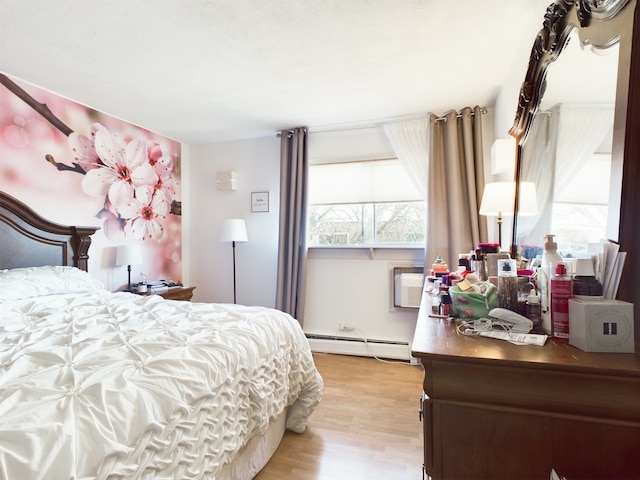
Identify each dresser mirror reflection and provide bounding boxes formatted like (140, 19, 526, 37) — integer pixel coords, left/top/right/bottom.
(509, 0, 640, 341)
(515, 29, 618, 257)
(508, 0, 640, 338)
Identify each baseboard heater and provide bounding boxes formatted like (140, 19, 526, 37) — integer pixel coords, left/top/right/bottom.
(305, 334, 414, 362)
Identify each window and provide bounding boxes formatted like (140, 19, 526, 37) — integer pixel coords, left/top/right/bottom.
(549, 153, 610, 255)
(307, 159, 425, 247)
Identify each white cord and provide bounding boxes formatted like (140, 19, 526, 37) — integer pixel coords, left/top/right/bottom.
(456, 318, 518, 336)
(349, 328, 416, 366)
(456, 318, 493, 335)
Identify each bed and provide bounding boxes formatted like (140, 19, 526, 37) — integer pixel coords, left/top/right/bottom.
(0, 191, 323, 479)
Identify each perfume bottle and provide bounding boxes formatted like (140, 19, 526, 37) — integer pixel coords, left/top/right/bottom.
(497, 259, 518, 312)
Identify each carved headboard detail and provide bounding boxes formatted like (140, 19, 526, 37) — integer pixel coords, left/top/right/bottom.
(0, 191, 98, 271)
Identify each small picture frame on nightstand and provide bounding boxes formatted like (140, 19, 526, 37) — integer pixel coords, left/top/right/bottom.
(251, 191, 270, 212)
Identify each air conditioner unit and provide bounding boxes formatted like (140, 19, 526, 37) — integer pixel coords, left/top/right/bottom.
(394, 273, 424, 308)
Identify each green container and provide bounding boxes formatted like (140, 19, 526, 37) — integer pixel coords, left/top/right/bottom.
(449, 282, 499, 319)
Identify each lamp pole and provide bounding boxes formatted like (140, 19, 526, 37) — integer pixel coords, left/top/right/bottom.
(220, 218, 248, 305)
(232, 240, 238, 304)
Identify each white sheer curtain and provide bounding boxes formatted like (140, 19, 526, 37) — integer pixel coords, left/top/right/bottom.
(518, 111, 558, 245)
(518, 105, 614, 248)
(382, 110, 485, 269)
(554, 106, 614, 192)
(382, 118, 430, 198)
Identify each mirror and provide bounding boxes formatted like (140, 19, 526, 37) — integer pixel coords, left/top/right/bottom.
(509, 0, 634, 259)
(516, 29, 618, 257)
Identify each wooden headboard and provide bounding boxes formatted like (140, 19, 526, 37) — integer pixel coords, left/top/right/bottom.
(0, 191, 98, 272)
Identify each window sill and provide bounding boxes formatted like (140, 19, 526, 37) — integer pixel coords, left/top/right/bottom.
(307, 245, 425, 260)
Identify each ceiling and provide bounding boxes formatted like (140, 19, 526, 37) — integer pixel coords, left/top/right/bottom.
(0, 1, 607, 144)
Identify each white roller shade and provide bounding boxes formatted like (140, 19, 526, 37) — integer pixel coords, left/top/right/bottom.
(309, 159, 423, 204)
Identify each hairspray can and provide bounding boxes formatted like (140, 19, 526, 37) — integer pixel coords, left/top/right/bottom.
(550, 262, 572, 342)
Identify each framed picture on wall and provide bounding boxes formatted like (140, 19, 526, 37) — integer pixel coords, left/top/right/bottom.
(251, 191, 270, 212)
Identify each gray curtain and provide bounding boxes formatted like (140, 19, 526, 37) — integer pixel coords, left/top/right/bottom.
(426, 106, 486, 269)
(276, 127, 308, 322)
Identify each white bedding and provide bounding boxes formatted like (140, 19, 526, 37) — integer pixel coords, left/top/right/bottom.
(0, 267, 323, 479)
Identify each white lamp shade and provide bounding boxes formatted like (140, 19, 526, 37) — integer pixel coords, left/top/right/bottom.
(220, 219, 248, 243)
(116, 244, 142, 266)
(479, 181, 538, 217)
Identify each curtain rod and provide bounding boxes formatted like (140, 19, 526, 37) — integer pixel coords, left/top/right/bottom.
(433, 107, 488, 123)
(308, 113, 429, 134)
(306, 107, 488, 134)
(276, 127, 308, 138)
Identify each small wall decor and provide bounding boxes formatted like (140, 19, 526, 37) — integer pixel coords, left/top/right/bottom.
(216, 171, 237, 191)
(251, 191, 270, 212)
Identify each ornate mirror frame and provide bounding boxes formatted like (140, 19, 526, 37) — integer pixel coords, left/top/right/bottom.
(508, 0, 640, 338)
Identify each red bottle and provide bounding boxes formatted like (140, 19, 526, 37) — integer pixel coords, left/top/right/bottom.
(550, 262, 572, 342)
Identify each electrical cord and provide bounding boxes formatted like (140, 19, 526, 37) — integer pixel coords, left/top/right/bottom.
(456, 318, 517, 336)
(456, 318, 547, 346)
(348, 327, 418, 366)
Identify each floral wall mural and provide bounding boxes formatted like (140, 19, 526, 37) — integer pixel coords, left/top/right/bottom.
(0, 73, 182, 288)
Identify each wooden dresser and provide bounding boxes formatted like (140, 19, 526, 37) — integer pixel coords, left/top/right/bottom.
(411, 293, 640, 480)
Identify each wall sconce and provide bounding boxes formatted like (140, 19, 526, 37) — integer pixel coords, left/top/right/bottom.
(480, 181, 537, 247)
(216, 171, 237, 191)
(220, 219, 248, 304)
(115, 244, 142, 292)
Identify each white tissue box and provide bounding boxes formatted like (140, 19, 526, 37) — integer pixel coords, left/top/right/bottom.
(568, 298, 634, 353)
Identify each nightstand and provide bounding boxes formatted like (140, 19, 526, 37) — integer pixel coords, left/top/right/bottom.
(155, 286, 196, 301)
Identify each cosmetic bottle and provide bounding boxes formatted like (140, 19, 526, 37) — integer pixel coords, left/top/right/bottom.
(550, 261, 572, 342)
(517, 275, 535, 316)
(539, 234, 562, 334)
(525, 289, 543, 334)
(431, 279, 442, 314)
(439, 288, 452, 317)
(497, 259, 518, 312)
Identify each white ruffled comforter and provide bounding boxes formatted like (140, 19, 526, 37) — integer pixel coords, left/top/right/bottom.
(0, 288, 322, 479)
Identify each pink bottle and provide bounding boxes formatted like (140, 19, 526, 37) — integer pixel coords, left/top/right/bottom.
(550, 262, 572, 342)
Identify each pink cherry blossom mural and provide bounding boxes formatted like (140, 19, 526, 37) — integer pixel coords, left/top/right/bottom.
(0, 73, 182, 284)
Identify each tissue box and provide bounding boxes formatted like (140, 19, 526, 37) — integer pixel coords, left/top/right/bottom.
(568, 298, 634, 353)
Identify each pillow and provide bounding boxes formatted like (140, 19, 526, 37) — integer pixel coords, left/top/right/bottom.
(0, 266, 105, 302)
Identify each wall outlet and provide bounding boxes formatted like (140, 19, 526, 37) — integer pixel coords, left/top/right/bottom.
(339, 323, 354, 331)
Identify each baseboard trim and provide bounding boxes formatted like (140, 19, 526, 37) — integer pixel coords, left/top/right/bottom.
(306, 335, 413, 361)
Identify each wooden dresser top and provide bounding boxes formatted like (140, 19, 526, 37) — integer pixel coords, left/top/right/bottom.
(411, 294, 640, 378)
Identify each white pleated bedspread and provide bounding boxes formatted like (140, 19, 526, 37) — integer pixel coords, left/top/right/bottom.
(0, 291, 323, 479)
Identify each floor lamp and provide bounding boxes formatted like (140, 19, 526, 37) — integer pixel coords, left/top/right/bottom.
(220, 219, 248, 304)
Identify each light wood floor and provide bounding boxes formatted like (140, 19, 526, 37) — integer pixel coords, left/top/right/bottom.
(255, 353, 425, 480)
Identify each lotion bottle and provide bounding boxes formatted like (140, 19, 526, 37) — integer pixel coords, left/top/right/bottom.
(539, 234, 562, 334)
(550, 261, 572, 342)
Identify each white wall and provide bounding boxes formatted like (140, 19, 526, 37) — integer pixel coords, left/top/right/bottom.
(303, 247, 424, 339)
(186, 136, 281, 308)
